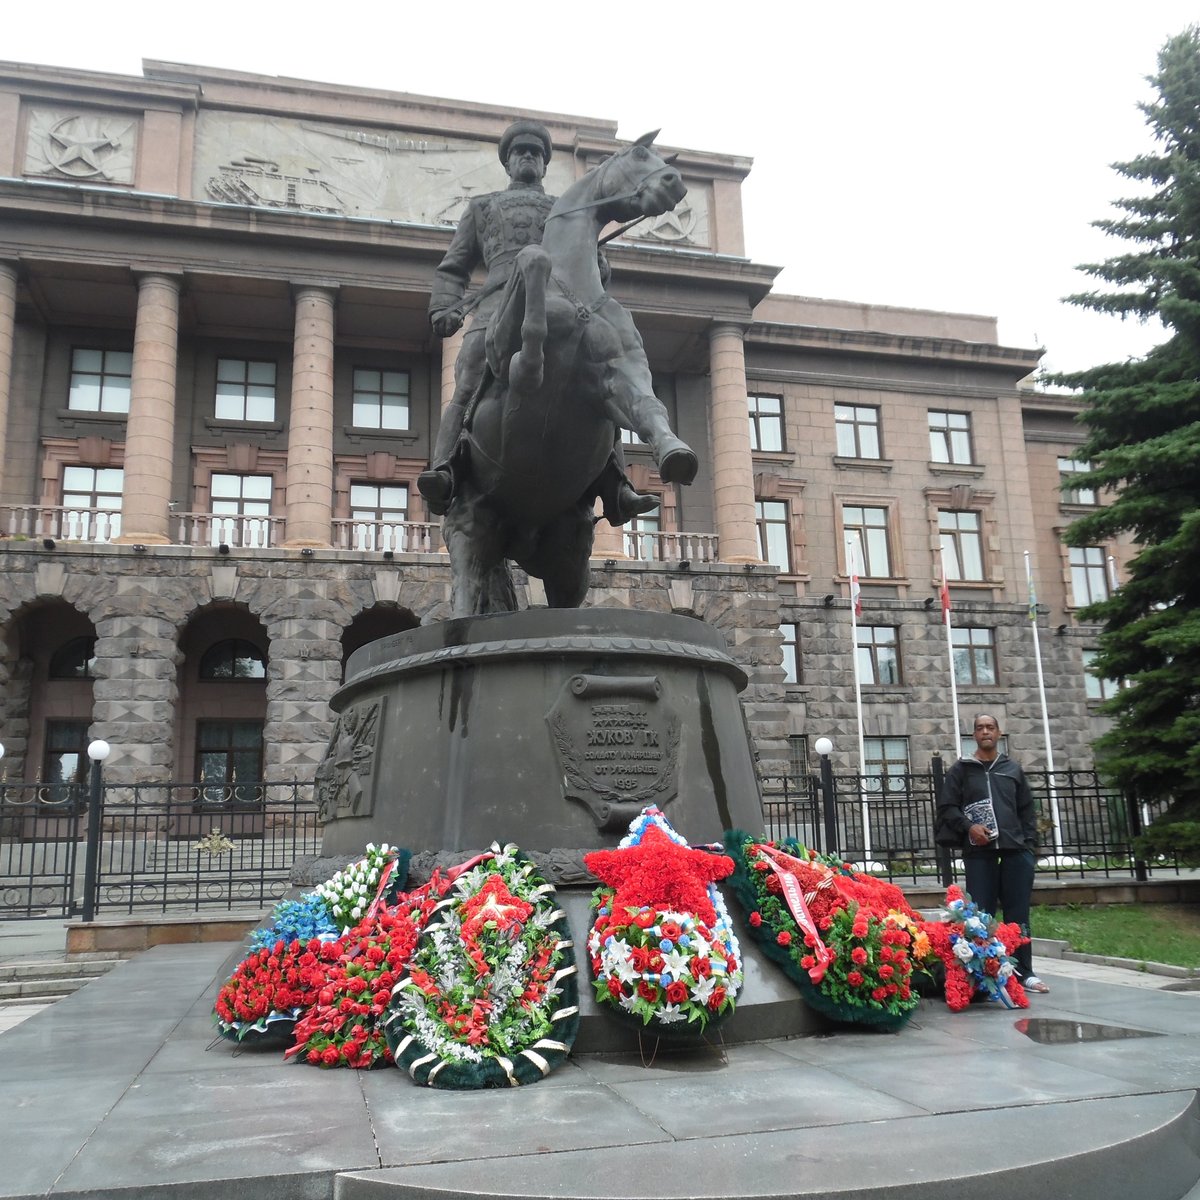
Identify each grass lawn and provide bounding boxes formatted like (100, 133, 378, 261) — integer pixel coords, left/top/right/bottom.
(1031, 903, 1200, 969)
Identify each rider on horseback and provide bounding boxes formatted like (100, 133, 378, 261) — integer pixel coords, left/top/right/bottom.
(419, 119, 658, 524)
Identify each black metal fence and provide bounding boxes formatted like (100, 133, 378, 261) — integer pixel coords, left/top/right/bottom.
(761, 765, 1181, 886)
(0, 767, 1186, 921)
(0, 780, 319, 920)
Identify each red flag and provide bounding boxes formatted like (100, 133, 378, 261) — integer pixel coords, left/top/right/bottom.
(940, 560, 952, 617)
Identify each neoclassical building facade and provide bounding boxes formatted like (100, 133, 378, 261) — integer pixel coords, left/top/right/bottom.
(0, 59, 1121, 799)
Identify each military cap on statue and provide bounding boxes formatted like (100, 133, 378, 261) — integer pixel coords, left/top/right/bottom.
(498, 119, 553, 164)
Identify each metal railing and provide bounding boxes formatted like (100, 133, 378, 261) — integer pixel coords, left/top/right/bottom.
(0, 779, 318, 919)
(760, 766, 1183, 885)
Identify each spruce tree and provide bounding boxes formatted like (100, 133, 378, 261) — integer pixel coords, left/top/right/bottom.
(1055, 26, 1200, 815)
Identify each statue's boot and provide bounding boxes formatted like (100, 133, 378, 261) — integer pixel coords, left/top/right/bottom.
(594, 453, 659, 526)
(417, 464, 454, 516)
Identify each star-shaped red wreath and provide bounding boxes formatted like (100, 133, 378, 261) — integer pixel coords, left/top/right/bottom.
(584, 825, 733, 925)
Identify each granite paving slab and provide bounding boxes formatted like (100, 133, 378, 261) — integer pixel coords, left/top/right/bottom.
(334, 1092, 1200, 1200)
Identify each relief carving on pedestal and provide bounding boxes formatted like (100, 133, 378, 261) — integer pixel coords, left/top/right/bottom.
(314, 697, 386, 823)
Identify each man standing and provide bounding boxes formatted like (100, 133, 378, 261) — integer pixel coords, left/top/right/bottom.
(937, 713, 1048, 993)
(418, 118, 656, 523)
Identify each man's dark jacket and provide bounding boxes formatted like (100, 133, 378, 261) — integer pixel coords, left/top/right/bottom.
(937, 754, 1037, 854)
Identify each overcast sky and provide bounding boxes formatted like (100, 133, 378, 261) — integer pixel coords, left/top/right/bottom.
(7, 1, 1198, 374)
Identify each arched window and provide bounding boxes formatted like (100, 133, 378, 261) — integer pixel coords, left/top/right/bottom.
(199, 639, 267, 680)
(48, 637, 96, 680)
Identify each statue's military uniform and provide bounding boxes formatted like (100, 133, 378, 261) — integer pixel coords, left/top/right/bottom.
(429, 188, 557, 322)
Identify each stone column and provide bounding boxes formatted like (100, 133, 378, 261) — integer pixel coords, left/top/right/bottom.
(283, 286, 337, 548)
(438, 326, 465, 412)
(115, 273, 180, 545)
(708, 323, 761, 562)
(0, 260, 17, 502)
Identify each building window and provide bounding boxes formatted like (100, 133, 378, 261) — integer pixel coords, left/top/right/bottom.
(928, 410, 973, 464)
(1069, 546, 1110, 607)
(856, 625, 901, 685)
(787, 735, 809, 777)
(215, 358, 276, 422)
(1059, 457, 1097, 506)
(952, 627, 997, 685)
(1082, 649, 1121, 701)
(210, 473, 273, 547)
(199, 640, 267, 680)
(624, 508, 661, 561)
(835, 404, 881, 459)
(68, 348, 132, 414)
(619, 427, 645, 446)
(863, 736, 909, 793)
(755, 499, 791, 572)
(196, 719, 264, 806)
(349, 483, 410, 551)
(42, 719, 89, 807)
(939, 510, 985, 580)
(61, 465, 122, 541)
(49, 637, 97, 680)
(780, 622, 801, 684)
(842, 504, 891, 577)
(749, 394, 784, 452)
(352, 368, 410, 430)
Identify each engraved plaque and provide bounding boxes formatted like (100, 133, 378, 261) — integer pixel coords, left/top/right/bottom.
(547, 673, 679, 833)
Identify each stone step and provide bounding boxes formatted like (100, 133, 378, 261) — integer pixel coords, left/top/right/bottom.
(0, 957, 120, 982)
(334, 1092, 1200, 1200)
(0, 955, 122, 1006)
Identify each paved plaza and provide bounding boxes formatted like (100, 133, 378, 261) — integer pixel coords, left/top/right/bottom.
(1, 921, 1198, 1200)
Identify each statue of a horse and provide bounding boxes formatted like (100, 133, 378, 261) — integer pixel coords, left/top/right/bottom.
(441, 132, 697, 616)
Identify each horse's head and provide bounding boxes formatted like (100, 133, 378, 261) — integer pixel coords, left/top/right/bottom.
(597, 131, 686, 222)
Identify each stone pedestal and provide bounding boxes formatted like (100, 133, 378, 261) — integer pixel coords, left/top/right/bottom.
(318, 608, 763, 859)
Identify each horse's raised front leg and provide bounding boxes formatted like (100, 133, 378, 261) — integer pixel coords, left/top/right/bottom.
(605, 368, 698, 485)
(442, 489, 518, 618)
(508, 245, 551, 396)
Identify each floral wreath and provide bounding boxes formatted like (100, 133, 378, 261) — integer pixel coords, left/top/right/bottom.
(383, 844, 579, 1088)
(923, 886, 1029, 1011)
(584, 808, 742, 1039)
(213, 843, 408, 1046)
(287, 877, 450, 1069)
(213, 936, 346, 1046)
(723, 832, 919, 1030)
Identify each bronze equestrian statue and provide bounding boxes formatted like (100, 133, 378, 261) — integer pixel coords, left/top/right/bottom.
(422, 122, 697, 617)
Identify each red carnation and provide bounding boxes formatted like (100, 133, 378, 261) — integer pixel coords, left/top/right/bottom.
(776, 931, 792, 948)
(851, 946, 868, 965)
(749, 912, 763, 927)
(846, 970, 864, 987)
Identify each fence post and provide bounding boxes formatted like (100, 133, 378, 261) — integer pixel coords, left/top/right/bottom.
(1126, 786, 1148, 883)
(931, 752, 953, 888)
(80, 740, 111, 923)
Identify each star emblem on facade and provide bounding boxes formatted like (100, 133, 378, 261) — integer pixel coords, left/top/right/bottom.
(44, 116, 123, 179)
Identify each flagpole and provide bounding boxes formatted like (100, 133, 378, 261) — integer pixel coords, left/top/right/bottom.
(940, 548, 961, 756)
(846, 536, 872, 866)
(1024, 550, 1064, 858)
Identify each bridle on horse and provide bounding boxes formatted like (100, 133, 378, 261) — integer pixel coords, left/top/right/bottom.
(545, 148, 681, 245)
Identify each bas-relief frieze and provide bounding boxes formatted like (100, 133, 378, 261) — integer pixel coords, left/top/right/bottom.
(22, 107, 138, 185)
(191, 110, 711, 244)
(192, 110, 575, 225)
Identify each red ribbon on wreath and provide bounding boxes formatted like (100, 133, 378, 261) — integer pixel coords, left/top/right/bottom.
(752, 844, 835, 984)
